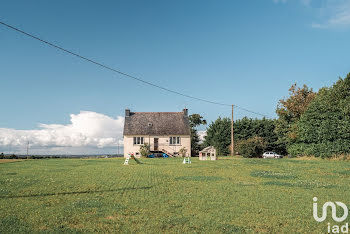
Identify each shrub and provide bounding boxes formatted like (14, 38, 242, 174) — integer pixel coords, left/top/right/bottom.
(236, 136, 266, 158)
(288, 141, 350, 158)
(139, 143, 150, 158)
(287, 144, 306, 157)
(179, 147, 188, 157)
(6, 154, 18, 159)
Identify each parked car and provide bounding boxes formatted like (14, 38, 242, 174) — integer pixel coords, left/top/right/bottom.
(262, 152, 282, 158)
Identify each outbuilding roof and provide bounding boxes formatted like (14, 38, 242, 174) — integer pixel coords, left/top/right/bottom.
(200, 146, 216, 152)
(123, 110, 191, 136)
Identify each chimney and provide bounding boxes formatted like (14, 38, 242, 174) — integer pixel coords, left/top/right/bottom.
(183, 108, 188, 117)
(125, 109, 130, 117)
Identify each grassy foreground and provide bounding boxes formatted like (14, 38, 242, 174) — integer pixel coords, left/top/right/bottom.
(1, 157, 350, 233)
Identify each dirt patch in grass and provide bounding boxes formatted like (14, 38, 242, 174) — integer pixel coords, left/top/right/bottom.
(0, 159, 24, 164)
(105, 216, 116, 220)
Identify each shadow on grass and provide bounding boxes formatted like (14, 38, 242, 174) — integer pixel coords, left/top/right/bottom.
(263, 181, 336, 189)
(176, 176, 223, 181)
(251, 171, 297, 179)
(334, 170, 350, 176)
(0, 186, 153, 199)
(244, 159, 270, 165)
(5, 172, 17, 175)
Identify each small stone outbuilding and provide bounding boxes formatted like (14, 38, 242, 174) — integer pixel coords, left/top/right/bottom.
(199, 146, 217, 160)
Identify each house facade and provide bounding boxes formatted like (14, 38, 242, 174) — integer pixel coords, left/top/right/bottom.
(123, 109, 191, 158)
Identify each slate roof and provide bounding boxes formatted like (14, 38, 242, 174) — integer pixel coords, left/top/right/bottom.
(123, 111, 191, 136)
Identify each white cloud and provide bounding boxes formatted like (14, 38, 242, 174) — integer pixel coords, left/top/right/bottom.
(197, 130, 207, 144)
(273, 0, 350, 29)
(311, 1, 350, 28)
(0, 111, 124, 154)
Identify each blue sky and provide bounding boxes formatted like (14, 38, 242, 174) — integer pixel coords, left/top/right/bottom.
(1, 0, 350, 154)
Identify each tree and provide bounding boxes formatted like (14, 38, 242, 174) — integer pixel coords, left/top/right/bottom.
(291, 73, 350, 157)
(275, 83, 316, 154)
(236, 136, 266, 158)
(189, 114, 207, 156)
(234, 117, 280, 153)
(139, 143, 150, 158)
(0, 153, 4, 159)
(204, 117, 231, 156)
(205, 116, 281, 156)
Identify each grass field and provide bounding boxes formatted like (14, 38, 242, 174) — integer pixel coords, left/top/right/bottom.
(1, 157, 350, 233)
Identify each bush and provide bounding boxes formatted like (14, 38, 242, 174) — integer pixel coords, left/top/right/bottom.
(139, 143, 150, 158)
(287, 144, 307, 157)
(5, 154, 18, 159)
(288, 141, 350, 158)
(236, 137, 266, 158)
(179, 147, 188, 157)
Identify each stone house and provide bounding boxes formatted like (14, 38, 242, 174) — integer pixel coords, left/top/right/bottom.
(123, 109, 191, 158)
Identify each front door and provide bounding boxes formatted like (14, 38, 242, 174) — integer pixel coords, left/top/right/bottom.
(154, 138, 159, 151)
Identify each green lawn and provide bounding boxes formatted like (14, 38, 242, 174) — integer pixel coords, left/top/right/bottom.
(1, 157, 349, 233)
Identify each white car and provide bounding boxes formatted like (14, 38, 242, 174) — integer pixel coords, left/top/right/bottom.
(263, 152, 282, 158)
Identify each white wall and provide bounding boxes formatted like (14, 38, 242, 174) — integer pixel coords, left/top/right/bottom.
(124, 135, 191, 158)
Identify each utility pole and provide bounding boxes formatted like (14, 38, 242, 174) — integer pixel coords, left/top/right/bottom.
(26, 141, 29, 159)
(231, 105, 234, 156)
(117, 142, 120, 155)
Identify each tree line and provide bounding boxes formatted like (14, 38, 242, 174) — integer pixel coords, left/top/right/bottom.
(190, 73, 350, 158)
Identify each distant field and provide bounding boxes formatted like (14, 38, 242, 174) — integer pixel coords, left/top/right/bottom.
(1, 157, 349, 233)
(0, 159, 23, 164)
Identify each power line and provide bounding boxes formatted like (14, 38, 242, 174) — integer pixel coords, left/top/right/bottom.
(234, 105, 271, 118)
(0, 21, 271, 118)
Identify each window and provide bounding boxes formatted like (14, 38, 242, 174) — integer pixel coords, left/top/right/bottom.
(133, 137, 144, 145)
(169, 136, 180, 145)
